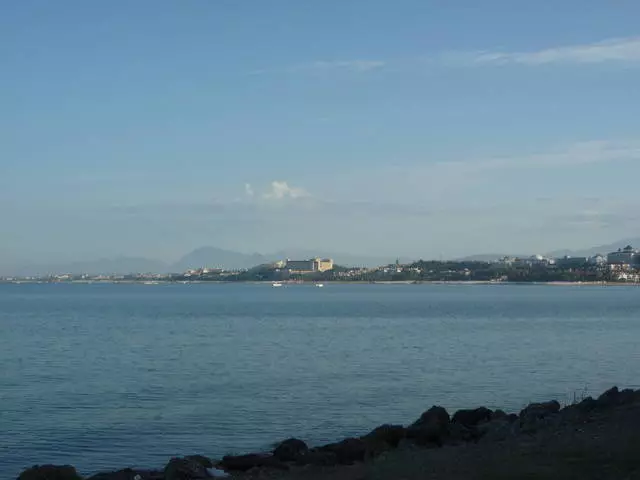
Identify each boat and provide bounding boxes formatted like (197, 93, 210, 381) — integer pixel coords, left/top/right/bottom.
(272, 282, 283, 287)
(315, 283, 324, 288)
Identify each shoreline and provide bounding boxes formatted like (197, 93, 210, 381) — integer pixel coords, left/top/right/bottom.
(18, 385, 640, 480)
(3, 279, 640, 286)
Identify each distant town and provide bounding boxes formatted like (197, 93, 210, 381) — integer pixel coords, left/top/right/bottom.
(3, 245, 640, 285)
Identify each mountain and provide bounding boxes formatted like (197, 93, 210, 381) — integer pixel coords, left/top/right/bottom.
(4, 257, 168, 277)
(170, 247, 267, 271)
(546, 238, 640, 258)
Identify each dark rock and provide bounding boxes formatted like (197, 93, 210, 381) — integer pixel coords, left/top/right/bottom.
(88, 469, 163, 480)
(452, 407, 493, 427)
(295, 450, 338, 467)
(319, 437, 366, 464)
(406, 406, 450, 446)
(164, 457, 209, 479)
(273, 438, 308, 462)
(446, 422, 480, 445)
(519, 400, 560, 422)
(506, 413, 519, 423)
(574, 396, 598, 412)
(184, 456, 213, 469)
(478, 419, 519, 443)
(596, 386, 637, 408)
(220, 454, 288, 472)
(492, 409, 508, 421)
(18, 465, 82, 480)
(361, 424, 406, 448)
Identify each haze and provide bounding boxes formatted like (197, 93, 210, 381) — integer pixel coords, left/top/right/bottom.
(2, 1, 640, 271)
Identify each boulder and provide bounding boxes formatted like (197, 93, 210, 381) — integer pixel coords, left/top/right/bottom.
(88, 469, 162, 480)
(519, 400, 561, 433)
(361, 424, 406, 448)
(446, 422, 479, 445)
(184, 456, 213, 469)
(219, 454, 287, 472)
(519, 400, 560, 422)
(492, 409, 508, 421)
(319, 438, 366, 464)
(164, 457, 209, 480)
(18, 465, 82, 480)
(406, 406, 450, 446)
(295, 450, 338, 467)
(452, 407, 493, 427)
(273, 438, 308, 462)
(596, 386, 637, 408)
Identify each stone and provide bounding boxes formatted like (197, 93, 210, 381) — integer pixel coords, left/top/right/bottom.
(446, 422, 479, 445)
(295, 450, 338, 467)
(184, 456, 213, 469)
(452, 407, 493, 427)
(164, 457, 209, 479)
(273, 438, 308, 462)
(596, 386, 637, 408)
(87, 469, 162, 480)
(361, 424, 406, 448)
(319, 438, 366, 464)
(519, 400, 560, 422)
(406, 406, 450, 446)
(18, 465, 82, 480)
(219, 454, 287, 472)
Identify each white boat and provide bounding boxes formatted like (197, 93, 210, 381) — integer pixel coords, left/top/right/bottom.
(315, 283, 324, 288)
(272, 282, 283, 287)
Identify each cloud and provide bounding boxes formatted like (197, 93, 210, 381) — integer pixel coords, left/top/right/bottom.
(244, 183, 254, 198)
(262, 181, 310, 200)
(472, 37, 640, 66)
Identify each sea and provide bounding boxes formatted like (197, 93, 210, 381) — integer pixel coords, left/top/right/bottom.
(1, 282, 640, 477)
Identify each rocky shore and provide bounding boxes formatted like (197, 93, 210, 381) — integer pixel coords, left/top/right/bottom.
(18, 386, 640, 480)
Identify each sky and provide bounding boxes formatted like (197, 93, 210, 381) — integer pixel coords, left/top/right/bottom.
(2, 1, 640, 268)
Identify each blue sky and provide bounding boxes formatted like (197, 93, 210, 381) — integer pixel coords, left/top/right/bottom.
(2, 1, 640, 267)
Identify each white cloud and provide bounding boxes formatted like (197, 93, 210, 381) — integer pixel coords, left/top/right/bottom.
(244, 183, 254, 198)
(262, 181, 310, 200)
(473, 37, 640, 66)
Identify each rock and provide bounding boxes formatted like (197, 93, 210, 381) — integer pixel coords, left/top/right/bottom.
(184, 456, 213, 469)
(319, 438, 366, 464)
(446, 422, 479, 445)
(87, 469, 162, 480)
(164, 457, 209, 479)
(18, 465, 83, 480)
(492, 409, 508, 421)
(295, 450, 338, 467)
(452, 407, 493, 427)
(406, 406, 450, 446)
(520, 400, 560, 422)
(478, 419, 518, 443)
(273, 438, 308, 462)
(519, 400, 561, 433)
(361, 424, 406, 448)
(219, 454, 287, 472)
(596, 386, 637, 408)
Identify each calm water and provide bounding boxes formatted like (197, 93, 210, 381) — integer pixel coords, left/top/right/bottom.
(1, 283, 640, 477)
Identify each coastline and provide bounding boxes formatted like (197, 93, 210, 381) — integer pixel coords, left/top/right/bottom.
(18, 386, 640, 480)
(3, 279, 640, 286)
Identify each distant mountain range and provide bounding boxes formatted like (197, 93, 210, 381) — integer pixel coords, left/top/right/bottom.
(5, 238, 639, 276)
(458, 237, 640, 263)
(2, 247, 404, 276)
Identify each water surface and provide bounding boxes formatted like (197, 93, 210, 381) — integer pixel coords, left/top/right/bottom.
(1, 283, 639, 477)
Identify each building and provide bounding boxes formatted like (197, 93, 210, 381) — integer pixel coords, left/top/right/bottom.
(555, 256, 588, 269)
(285, 258, 334, 273)
(607, 245, 638, 265)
